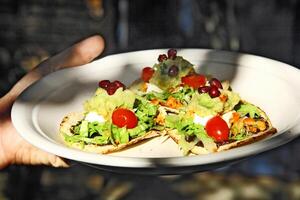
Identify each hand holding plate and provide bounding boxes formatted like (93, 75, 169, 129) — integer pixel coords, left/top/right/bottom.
(0, 35, 104, 169)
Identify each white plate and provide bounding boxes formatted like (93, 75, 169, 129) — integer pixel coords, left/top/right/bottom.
(12, 49, 300, 175)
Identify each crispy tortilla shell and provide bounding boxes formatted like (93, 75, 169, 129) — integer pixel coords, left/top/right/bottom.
(59, 112, 160, 154)
(167, 126, 277, 155)
(167, 129, 210, 155)
(217, 127, 277, 152)
(166, 100, 277, 155)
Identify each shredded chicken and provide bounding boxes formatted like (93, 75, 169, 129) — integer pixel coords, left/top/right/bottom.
(243, 117, 267, 133)
(155, 112, 165, 125)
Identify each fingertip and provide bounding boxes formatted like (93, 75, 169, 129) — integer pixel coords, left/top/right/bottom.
(85, 35, 105, 56)
(91, 35, 105, 52)
(38, 35, 106, 72)
(70, 35, 105, 65)
(82, 34, 105, 56)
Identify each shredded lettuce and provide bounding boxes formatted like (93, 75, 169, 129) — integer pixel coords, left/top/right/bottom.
(65, 120, 111, 146)
(128, 122, 149, 138)
(222, 90, 240, 113)
(170, 87, 195, 104)
(67, 93, 159, 146)
(111, 126, 129, 144)
(165, 114, 180, 129)
(230, 119, 247, 140)
(145, 91, 169, 102)
(165, 114, 216, 154)
(235, 103, 261, 118)
(87, 121, 110, 138)
(134, 97, 158, 131)
(109, 98, 158, 144)
(71, 120, 111, 143)
(79, 120, 88, 137)
(135, 96, 159, 117)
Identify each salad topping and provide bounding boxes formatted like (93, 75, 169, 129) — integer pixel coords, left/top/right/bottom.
(205, 116, 229, 142)
(112, 108, 138, 129)
(158, 54, 168, 62)
(141, 67, 155, 82)
(181, 74, 206, 89)
(99, 80, 126, 95)
(167, 48, 177, 59)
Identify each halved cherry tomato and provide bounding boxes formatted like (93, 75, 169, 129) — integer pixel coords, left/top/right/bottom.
(181, 74, 206, 88)
(205, 116, 229, 142)
(112, 108, 138, 129)
(141, 67, 155, 82)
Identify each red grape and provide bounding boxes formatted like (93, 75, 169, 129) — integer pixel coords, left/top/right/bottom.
(112, 80, 125, 90)
(209, 78, 223, 89)
(198, 86, 210, 94)
(168, 65, 179, 77)
(167, 49, 177, 59)
(158, 54, 168, 62)
(209, 85, 221, 98)
(98, 80, 110, 89)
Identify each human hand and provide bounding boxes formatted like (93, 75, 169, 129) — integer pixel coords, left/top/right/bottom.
(0, 35, 105, 169)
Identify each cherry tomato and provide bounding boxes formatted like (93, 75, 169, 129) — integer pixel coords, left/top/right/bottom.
(205, 116, 229, 142)
(141, 67, 155, 82)
(112, 108, 138, 129)
(181, 74, 206, 88)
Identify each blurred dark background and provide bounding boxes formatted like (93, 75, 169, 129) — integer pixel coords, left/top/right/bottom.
(1, 0, 300, 199)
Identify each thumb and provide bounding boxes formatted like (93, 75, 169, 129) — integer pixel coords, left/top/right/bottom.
(38, 35, 105, 72)
(1, 35, 105, 112)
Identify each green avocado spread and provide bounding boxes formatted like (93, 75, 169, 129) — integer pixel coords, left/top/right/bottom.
(149, 56, 195, 90)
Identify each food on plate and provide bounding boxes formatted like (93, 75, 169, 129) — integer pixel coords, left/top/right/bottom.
(59, 81, 161, 154)
(129, 49, 277, 155)
(60, 49, 277, 155)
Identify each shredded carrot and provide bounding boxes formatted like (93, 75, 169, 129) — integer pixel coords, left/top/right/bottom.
(232, 112, 240, 123)
(165, 96, 182, 109)
(150, 99, 160, 105)
(219, 94, 228, 102)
